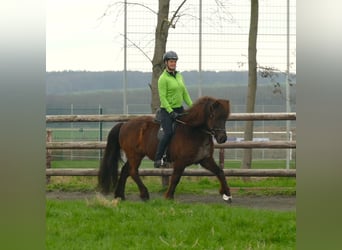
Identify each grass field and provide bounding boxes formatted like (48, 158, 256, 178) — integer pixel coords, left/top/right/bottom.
(46, 197, 296, 250)
(50, 159, 296, 169)
(46, 159, 296, 249)
(47, 160, 296, 196)
(48, 159, 296, 196)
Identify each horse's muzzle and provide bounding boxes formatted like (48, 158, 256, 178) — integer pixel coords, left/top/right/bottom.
(215, 133, 227, 144)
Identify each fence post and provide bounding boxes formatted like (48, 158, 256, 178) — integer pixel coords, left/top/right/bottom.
(161, 164, 170, 188)
(46, 130, 52, 184)
(99, 105, 103, 160)
(219, 148, 225, 169)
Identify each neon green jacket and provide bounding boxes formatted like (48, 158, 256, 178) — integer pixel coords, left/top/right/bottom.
(158, 70, 193, 113)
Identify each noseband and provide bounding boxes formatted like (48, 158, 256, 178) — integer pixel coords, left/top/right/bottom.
(202, 127, 226, 136)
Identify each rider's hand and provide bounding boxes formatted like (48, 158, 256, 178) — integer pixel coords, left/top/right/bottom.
(169, 111, 180, 120)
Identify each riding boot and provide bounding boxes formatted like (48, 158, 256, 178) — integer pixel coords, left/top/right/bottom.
(154, 134, 171, 168)
(154, 107, 179, 168)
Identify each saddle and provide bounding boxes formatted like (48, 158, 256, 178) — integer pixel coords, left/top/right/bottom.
(154, 108, 177, 140)
(154, 108, 162, 124)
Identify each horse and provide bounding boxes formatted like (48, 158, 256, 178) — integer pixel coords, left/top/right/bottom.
(98, 96, 232, 202)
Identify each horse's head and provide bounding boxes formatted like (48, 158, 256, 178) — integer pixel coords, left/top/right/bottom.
(182, 96, 230, 144)
(205, 99, 230, 144)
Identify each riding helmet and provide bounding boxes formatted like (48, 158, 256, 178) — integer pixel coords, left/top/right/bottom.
(163, 51, 178, 62)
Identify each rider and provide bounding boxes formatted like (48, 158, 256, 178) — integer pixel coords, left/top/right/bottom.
(154, 51, 193, 168)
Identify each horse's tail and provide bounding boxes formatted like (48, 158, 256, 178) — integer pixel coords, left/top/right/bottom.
(98, 122, 123, 194)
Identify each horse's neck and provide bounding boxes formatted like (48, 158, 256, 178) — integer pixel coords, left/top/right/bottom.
(182, 109, 206, 127)
(181, 116, 204, 127)
(177, 125, 214, 158)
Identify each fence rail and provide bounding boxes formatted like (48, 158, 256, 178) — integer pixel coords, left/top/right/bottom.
(46, 112, 296, 123)
(46, 168, 296, 177)
(46, 112, 296, 178)
(46, 141, 296, 150)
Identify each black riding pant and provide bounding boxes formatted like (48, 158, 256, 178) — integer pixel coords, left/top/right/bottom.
(155, 107, 184, 161)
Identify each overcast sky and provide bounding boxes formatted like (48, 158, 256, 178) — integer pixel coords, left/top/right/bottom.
(46, 0, 117, 71)
(46, 0, 296, 72)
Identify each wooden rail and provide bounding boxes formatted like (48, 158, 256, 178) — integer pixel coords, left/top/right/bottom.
(46, 112, 296, 123)
(46, 168, 296, 177)
(46, 112, 296, 178)
(46, 140, 296, 149)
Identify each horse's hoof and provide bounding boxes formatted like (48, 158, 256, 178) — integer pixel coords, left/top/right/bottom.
(164, 194, 174, 200)
(140, 195, 150, 202)
(222, 194, 232, 203)
(115, 195, 125, 201)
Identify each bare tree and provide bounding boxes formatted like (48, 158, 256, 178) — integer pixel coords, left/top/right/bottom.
(150, 0, 187, 113)
(100, 0, 187, 113)
(241, 0, 258, 171)
(101, 1, 239, 113)
(149, 0, 170, 113)
(259, 65, 296, 103)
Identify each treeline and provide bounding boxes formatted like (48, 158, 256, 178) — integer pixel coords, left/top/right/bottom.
(46, 70, 296, 115)
(46, 70, 293, 94)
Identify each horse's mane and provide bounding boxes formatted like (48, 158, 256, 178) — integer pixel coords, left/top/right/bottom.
(181, 96, 220, 127)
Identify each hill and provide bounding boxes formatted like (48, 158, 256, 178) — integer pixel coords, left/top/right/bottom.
(46, 70, 293, 94)
(46, 70, 296, 115)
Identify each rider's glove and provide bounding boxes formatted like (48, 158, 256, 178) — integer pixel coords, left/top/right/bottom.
(169, 111, 180, 120)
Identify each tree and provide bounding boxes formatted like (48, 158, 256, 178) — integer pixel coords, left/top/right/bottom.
(150, 0, 187, 113)
(102, 0, 235, 113)
(150, 0, 170, 113)
(241, 0, 258, 171)
(100, 1, 187, 114)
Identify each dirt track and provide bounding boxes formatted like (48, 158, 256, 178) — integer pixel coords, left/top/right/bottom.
(46, 191, 296, 211)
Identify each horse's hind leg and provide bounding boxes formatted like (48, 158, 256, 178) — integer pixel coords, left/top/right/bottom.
(114, 161, 130, 200)
(164, 164, 186, 200)
(200, 157, 232, 202)
(127, 156, 150, 201)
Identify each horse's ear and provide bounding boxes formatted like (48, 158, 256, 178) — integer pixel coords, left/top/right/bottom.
(209, 100, 220, 118)
(217, 99, 231, 118)
(212, 100, 220, 109)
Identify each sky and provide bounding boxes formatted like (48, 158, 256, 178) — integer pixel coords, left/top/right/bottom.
(46, 0, 118, 71)
(46, 0, 296, 72)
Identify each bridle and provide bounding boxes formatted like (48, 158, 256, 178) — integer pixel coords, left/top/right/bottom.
(175, 116, 226, 137)
(173, 100, 228, 138)
(201, 127, 226, 136)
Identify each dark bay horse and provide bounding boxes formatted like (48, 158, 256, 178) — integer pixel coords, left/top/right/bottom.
(98, 96, 232, 202)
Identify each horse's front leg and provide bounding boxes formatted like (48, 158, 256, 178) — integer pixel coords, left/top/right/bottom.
(199, 157, 232, 202)
(164, 163, 186, 200)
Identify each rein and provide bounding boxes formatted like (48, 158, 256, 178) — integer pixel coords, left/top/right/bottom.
(174, 104, 226, 137)
(201, 127, 225, 136)
(175, 118, 225, 136)
(175, 118, 186, 125)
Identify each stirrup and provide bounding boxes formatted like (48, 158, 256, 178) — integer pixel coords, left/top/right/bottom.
(154, 159, 163, 168)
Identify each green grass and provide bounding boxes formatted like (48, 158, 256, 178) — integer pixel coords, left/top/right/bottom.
(46, 198, 296, 250)
(48, 159, 296, 196)
(51, 159, 296, 169)
(50, 129, 105, 141)
(47, 175, 296, 196)
(52, 160, 99, 169)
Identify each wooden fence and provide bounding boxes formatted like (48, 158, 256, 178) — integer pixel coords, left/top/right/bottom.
(46, 112, 296, 123)
(46, 112, 296, 177)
